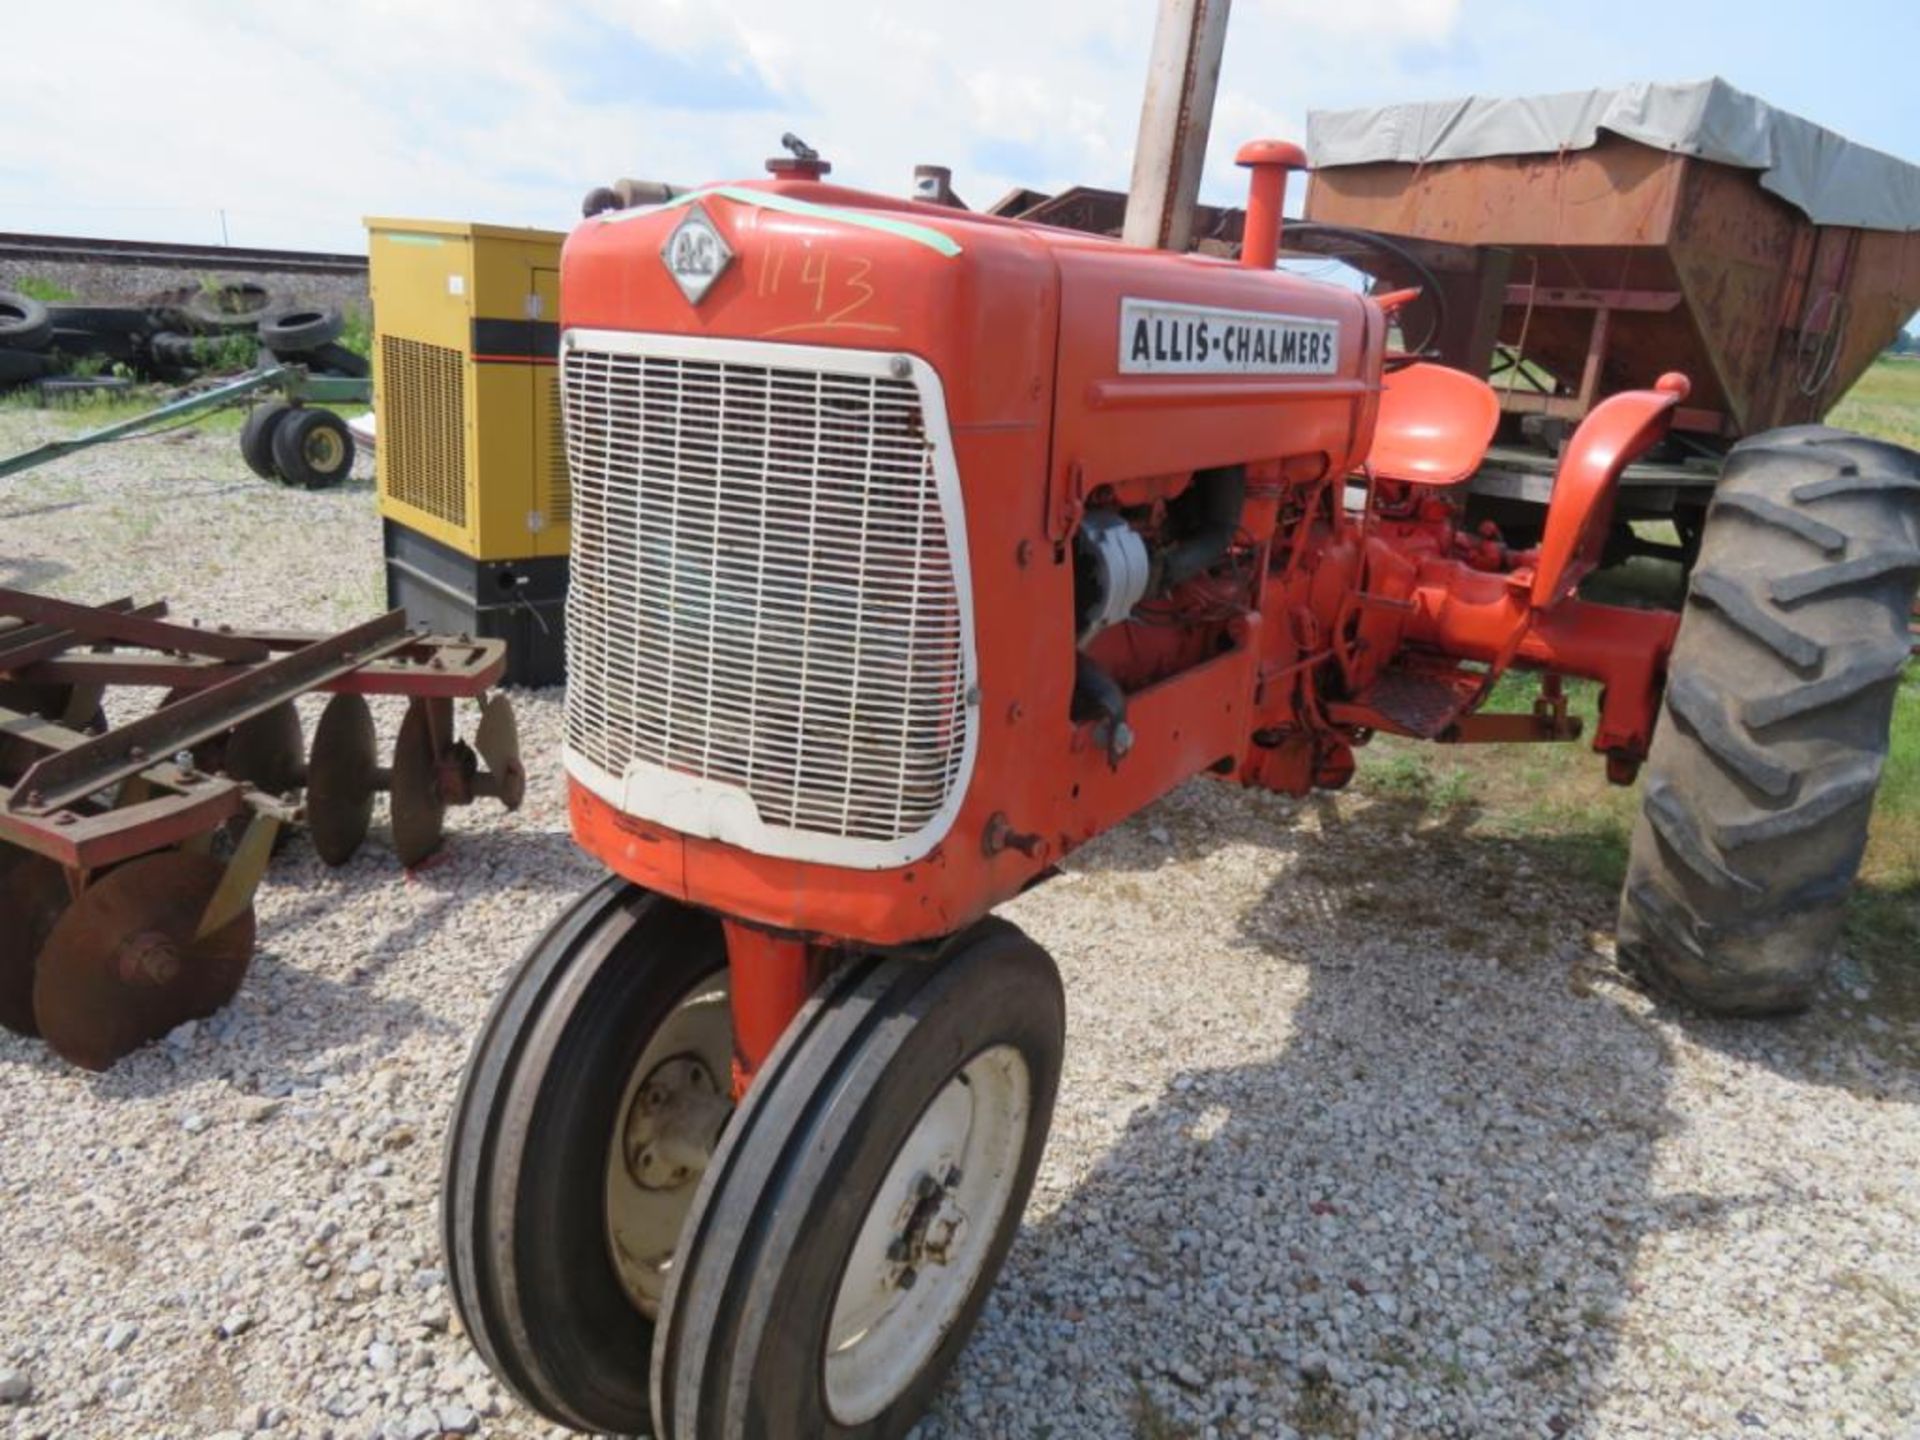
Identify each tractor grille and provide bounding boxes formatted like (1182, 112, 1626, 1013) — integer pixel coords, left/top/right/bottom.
(561, 336, 972, 860)
(378, 336, 466, 526)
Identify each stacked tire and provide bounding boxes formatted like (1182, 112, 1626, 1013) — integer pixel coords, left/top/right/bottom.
(0, 291, 55, 391)
(256, 305, 368, 378)
(3, 282, 367, 392)
(244, 302, 363, 487)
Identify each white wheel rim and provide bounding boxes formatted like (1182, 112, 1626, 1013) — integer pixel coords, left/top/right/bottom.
(603, 973, 732, 1318)
(822, 1043, 1032, 1425)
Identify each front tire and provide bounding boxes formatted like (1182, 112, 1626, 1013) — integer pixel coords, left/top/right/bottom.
(1618, 426, 1920, 1013)
(442, 878, 732, 1434)
(653, 917, 1065, 1440)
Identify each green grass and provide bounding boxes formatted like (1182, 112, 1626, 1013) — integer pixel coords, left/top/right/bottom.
(10, 276, 75, 302)
(1, 384, 365, 436)
(338, 303, 372, 361)
(2, 384, 251, 432)
(1830, 355, 1920, 450)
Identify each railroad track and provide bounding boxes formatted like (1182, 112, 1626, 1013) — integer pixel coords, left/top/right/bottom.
(0, 231, 366, 277)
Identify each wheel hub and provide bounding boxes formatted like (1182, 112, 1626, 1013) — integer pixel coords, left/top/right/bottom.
(621, 1055, 729, 1190)
(822, 1044, 1032, 1425)
(885, 1167, 969, 1287)
(603, 976, 733, 1319)
(117, 930, 181, 986)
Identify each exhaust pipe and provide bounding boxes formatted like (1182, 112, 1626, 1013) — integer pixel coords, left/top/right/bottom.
(1235, 140, 1307, 271)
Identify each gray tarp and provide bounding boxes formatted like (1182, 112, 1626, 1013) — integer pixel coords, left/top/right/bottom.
(1306, 78, 1920, 233)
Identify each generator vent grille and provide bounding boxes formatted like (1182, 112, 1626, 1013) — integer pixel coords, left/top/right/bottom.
(561, 337, 972, 860)
(542, 370, 570, 526)
(379, 336, 466, 527)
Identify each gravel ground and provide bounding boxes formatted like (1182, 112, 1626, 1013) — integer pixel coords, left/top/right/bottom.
(2, 409, 1918, 1440)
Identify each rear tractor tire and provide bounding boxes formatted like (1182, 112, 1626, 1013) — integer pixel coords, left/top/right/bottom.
(1618, 426, 1920, 1014)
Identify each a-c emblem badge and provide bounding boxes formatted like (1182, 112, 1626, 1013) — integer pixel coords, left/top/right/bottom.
(660, 204, 733, 305)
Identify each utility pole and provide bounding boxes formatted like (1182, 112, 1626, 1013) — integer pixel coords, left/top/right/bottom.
(1122, 0, 1232, 253)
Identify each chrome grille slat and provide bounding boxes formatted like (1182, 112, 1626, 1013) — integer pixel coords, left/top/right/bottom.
(562, 338, 971, 852)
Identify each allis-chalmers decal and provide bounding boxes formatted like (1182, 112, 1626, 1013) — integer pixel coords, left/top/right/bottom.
(1119, 297, 1340, 376)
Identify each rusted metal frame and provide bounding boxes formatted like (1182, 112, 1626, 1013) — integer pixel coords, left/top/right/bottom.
(1504, 285, 1683, 313)
(7, 612, 410, 816)
(0, 704, 87, 757)
(1774, 223, 1819, 333)
(1440, 675, 1584, 745)
(1576, 306, 1615, 412)
(0, 773, 246, 870)
(172, 626, 493, 662)
(1441, 709, 1586, 743)
(1432, 247, 1512, 375)
(0, 598, 162, 674)
(0, 588, 268, 664)
(2, 705, 241, 798)
(320, 656, 506, 697)
(19, 639, 506, 698)
(1497, 390, 1728, 435)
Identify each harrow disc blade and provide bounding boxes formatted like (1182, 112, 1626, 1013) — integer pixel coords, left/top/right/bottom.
(32, 851, 255, 1071)
(0, 849, 69, 1038)
(473, 694, 526, 811)
(306, 693, 377, 867)
(224, 701, 305, 798)
(390, 698, 449, 868)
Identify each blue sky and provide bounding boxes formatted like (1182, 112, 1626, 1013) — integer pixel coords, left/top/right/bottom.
(1, 0, 1914, 336)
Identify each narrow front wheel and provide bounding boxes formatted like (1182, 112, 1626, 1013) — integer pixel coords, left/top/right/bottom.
(653, 917, 1065, 1439)
(442, 878, 733, 1434)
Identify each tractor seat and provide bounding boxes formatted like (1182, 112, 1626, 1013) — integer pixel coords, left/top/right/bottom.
(1365, 361, 1501, 487)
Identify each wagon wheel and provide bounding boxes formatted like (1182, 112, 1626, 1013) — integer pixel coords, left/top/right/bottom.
(32, 851, 255, 1070)
(390, 698, 450, 867)
(0, 850, 70, 1037)
(305, 693, 378, 866)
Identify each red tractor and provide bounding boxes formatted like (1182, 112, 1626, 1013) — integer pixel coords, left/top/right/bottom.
(442, 140, 1920, 1438)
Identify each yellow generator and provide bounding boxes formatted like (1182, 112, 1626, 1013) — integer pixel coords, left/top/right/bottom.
(367, 217, 569, 686)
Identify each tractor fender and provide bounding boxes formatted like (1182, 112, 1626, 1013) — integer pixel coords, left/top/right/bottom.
(1531, 374, 1691, 608)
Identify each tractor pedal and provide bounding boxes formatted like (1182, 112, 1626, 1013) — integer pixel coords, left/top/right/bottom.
(1359, 667, 1474, 739)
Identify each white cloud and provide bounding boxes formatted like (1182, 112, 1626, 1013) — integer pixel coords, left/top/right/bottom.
(2, 0, 1466, 253)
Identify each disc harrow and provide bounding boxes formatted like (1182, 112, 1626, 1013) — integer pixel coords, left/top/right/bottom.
(0, 588, 525, 1069)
